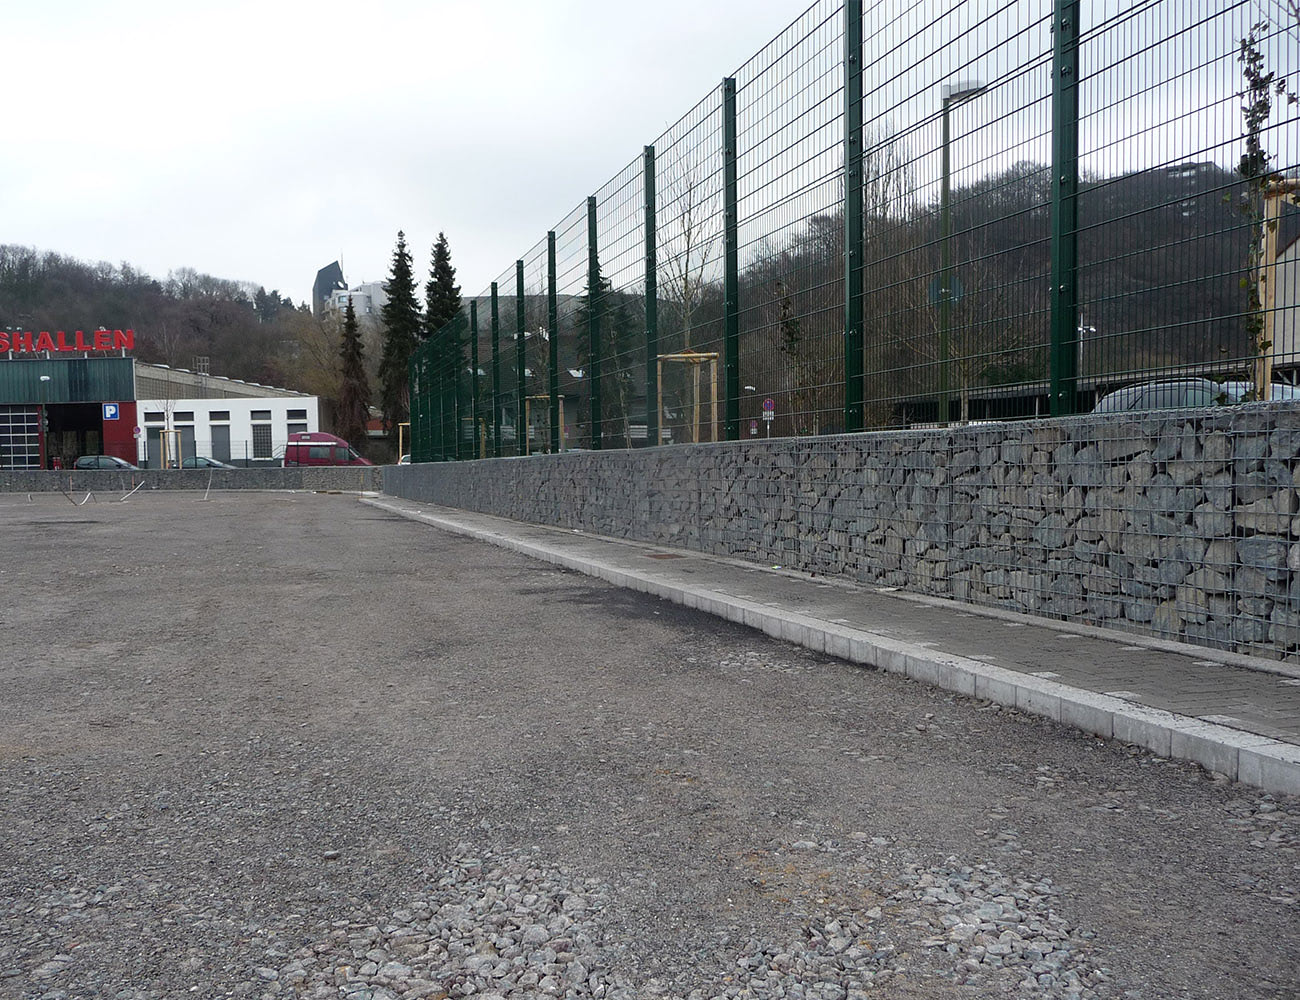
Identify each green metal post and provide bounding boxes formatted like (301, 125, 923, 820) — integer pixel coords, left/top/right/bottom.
(548, 231, 560, 453)
(491, 281, 501, 457)
(939, 97, 952, 426)
(454, 311, 466, 462)
(470, 300, 480, 459)
(1049, 0, 1081, 415)
(444, 321, 456, 462)
(587, 195, 602, 449)
(516, 260, 526, 455)
(438, 326, 450, 461)
(723, 76, 740, 441)
(844, 0, 865, 432)
(408, 351, 418, 461)
(644, 144, 659, 448)
(434, 330, 444, 461)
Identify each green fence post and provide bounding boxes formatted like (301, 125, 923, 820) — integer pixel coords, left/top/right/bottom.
(644, 144, 658, 448)
(843, 0, 865, 432)
(723, 76, 740, 441)
(491, 281, 501, 458)
(408, 350, 418, 461)
(1050, 0, 1080, 415)
(516, 260, 526, 455)
(587, 195, 603, 449)
(454, 313, 466, 462)
(436, 326, 448, 461)
(469, 301, 480, 458)
(548, 231, 560, 453)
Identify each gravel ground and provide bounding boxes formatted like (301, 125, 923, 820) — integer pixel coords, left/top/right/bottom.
(0, 491, 1297, 1000)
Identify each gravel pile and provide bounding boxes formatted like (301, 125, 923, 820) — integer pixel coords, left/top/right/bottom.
(272, 848, 619, 1000)
(248, 844, 1104, 1000)
(892, 861, 1103, 997)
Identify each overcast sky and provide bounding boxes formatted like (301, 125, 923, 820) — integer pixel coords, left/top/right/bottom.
(4, 0, 815, 308)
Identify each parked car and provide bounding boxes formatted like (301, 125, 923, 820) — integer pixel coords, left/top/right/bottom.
(1216, 381, 1300, 404)
(398, 454, 411, 465)
(181, 456, 237, 470)
(1091, 378, 1221, 413)
(282, 431, 373, 467)
(1092, 378, 1300, 414)
(74, 455, 139, 470)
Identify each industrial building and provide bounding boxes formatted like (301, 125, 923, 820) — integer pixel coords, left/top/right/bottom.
(0, 330, 318, 469)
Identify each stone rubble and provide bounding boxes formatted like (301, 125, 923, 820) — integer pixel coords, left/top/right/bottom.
(258, 847, 1106, 1000)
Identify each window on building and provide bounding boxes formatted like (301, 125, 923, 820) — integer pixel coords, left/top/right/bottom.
(252, 424, 273, 459)
(287, 408, 307, 420)
(173, 411, 194, 423)
(144, 412, 165, 423)
(251, 409, 272, 422)
(287, 423, 308, 436)
(210, 411, 230, 422)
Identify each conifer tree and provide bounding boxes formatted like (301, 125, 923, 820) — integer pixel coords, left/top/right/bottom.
(378, 231, 422, 432)
(425, 232, 462, 335)
(573, 251, 638, 447)
(336, 296, 370, 448)
(425, 233, 464, 458)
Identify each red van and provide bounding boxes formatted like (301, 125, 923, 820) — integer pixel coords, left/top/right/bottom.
(282, 431, 373, 467)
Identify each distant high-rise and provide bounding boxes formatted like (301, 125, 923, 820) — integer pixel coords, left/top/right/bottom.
(312, 261, 346, 318)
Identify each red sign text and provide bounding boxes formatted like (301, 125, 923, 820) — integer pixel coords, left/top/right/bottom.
(0, 329, 135, 354)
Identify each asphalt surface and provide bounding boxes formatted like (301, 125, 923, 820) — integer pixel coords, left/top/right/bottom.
(0, 490, 1297, 1000)
(365, 495, 1300, 797)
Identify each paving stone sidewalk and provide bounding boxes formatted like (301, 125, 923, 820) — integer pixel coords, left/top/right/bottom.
(365, 495, 1300, 797)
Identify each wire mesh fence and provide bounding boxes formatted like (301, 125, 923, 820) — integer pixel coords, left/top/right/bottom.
(411, 0, 1300, 461)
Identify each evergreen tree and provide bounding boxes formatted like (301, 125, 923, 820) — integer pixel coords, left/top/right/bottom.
(424, 233, 465, 459)
(425, 232, 462, 335)
(573, 252, 639, 447)
(378, 231, 422, 432)
(336, 296, 371, 447)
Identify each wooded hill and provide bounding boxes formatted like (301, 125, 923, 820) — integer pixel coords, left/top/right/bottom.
(0, 245, 349, 395)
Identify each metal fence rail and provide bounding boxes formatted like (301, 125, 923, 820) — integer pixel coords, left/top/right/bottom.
(411, 0, 1299, 460)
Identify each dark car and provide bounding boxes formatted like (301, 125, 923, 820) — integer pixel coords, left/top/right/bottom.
(181, 456, 237, 470)
(1092, 377, 1300, 414)
(1091, 378, 1222, 413)
(74, 455, 140, 470)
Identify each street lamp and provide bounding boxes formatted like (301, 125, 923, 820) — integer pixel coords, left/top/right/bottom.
(939, 79, 987, 425)
(38, 374, 51, 469)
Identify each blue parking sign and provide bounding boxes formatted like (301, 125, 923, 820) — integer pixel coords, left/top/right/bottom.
(103, 403, 119, 421)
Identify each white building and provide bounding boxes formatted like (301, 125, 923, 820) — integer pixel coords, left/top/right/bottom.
(324, 281, 388, 321)
(134, 363, 319, 466)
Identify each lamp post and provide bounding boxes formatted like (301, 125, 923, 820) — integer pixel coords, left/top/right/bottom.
(38, 374, 51, 469)
(939, 79, 987, 425)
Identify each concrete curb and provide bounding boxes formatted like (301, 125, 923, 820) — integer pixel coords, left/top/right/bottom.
(365, 496, 1300, 797)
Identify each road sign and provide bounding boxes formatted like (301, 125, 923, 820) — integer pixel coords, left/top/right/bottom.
(749, 419, 758, 435)
(762, 409, 774, 422)
(103, 403, 120, 421)
(762, 398, 775, 412)
(133, 425, 143, 439)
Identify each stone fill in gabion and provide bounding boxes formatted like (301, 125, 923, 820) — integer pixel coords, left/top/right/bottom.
(385, 404, 1300, 661)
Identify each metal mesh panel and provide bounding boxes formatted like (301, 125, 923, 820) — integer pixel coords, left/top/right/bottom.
(858, 1, 1056, 426)
(1078, 2, 1300, 386)
(409, 1, 1300, 454)
(654, 89, 728, 445)
(736, 0, 845, 439)
(590, 157, 648, 449)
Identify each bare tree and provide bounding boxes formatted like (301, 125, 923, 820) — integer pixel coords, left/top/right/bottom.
(657, 151, 724, 442)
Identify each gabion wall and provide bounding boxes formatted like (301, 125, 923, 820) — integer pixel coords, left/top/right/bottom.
(385, 406, 1300, 662)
